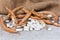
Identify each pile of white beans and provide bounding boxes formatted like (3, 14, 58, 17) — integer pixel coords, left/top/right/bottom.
(5, 18, 47, 32)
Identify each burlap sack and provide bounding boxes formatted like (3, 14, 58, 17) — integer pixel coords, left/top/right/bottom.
(0, 0, 60, 16)
(16, 0, 60, 16)
(0, 0, 15, 14)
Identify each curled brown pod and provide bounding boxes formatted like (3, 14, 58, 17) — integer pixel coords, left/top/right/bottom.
(38, 11, 59, 22)
(31, 10, 46, 19)
(43, 19, 53, 25)
(30, 16, 41, 20)
(16, 15, 25, 18)
(42, 19, 60, 27)
(6, 7, 18, 24)
(0, 16, 17, 33)
(19, 8, 32, 26)
(53, 23, 60, 27)
(6, 6, 23, 20)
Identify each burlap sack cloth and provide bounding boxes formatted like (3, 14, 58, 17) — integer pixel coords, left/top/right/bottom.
(0, 0, 60, 16)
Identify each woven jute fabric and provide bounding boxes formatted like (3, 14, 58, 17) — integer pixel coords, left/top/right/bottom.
(0, 0, 60, 16)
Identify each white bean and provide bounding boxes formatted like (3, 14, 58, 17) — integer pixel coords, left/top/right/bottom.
(16, 28, 23, 31)
(24, 26, 29, 31)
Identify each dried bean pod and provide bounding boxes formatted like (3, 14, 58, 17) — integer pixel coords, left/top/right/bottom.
(0, 17, 17, 33)
(6, 7, 18, 24)
(19, 8, 32, 26)
(6, 6, 23, 20)
(38, 11, 59, 22)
